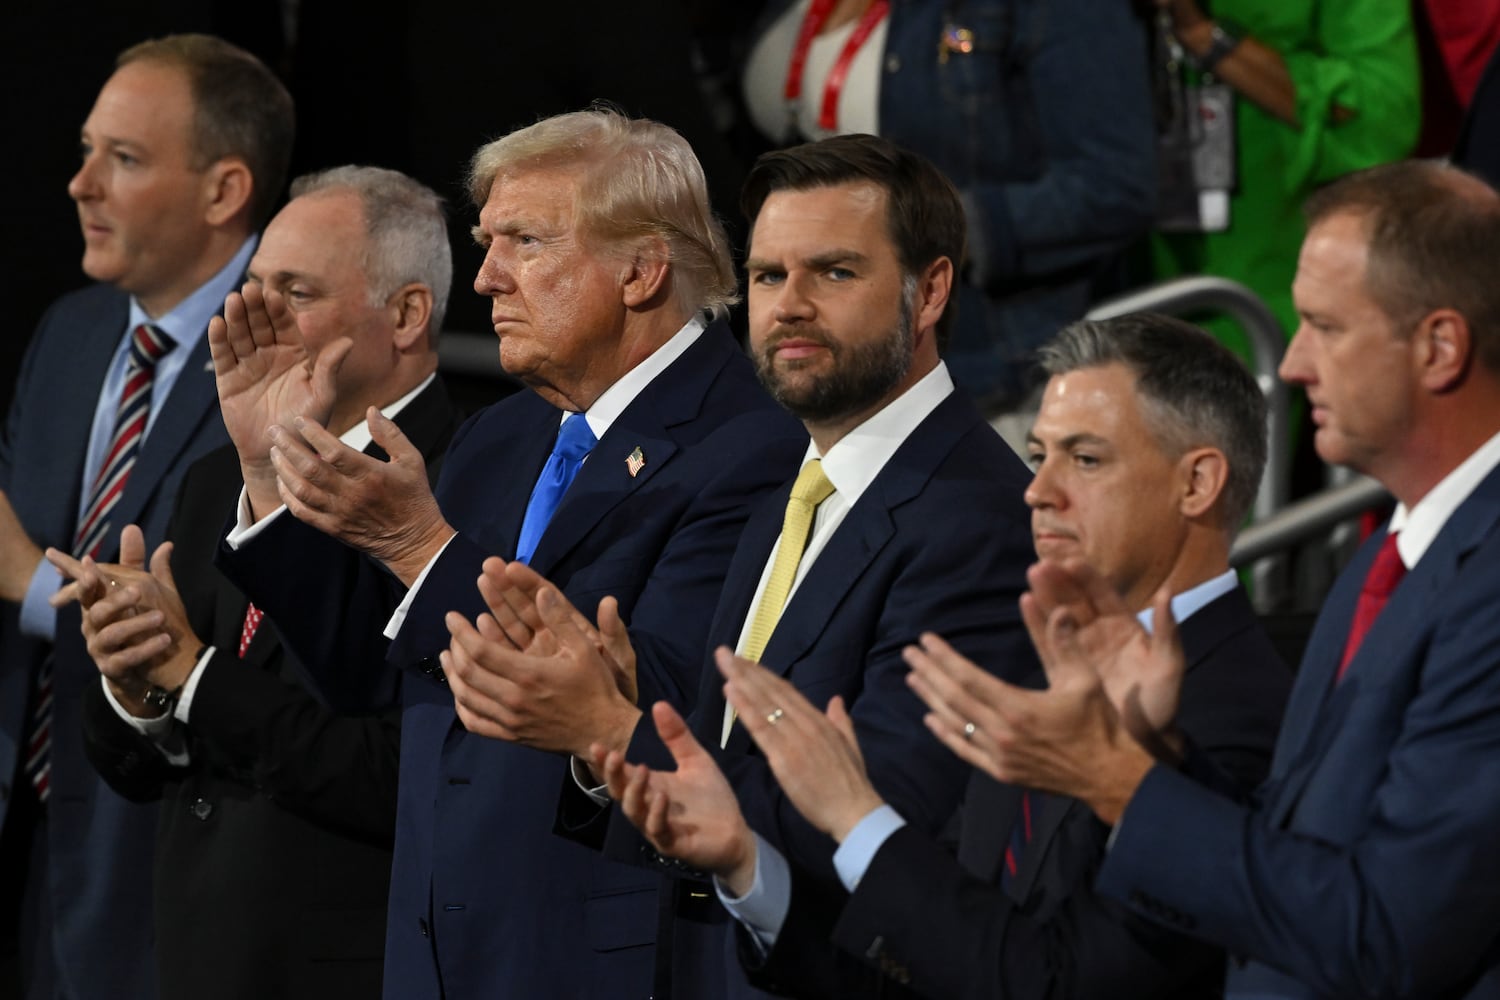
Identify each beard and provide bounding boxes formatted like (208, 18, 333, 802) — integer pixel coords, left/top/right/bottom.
(754, 306, 915, 424)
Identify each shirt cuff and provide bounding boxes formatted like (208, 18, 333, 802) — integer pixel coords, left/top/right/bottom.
(100, 675, 191, 767)
(173, 646, 218, 725)
(19, 557, 58, 640)
(383, 534, 457, 639)
(224, 484, 286, 550)
(569, 754, 612, 806)
(715, 833, 792, 953)
(833, 804, 906, 892)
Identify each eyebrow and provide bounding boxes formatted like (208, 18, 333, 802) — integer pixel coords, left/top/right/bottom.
(744, 248, 871, 272)
(1027, 431, 1111, 450)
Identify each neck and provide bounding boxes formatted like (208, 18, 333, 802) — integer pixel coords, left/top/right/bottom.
(1373, 389, 1500, 507)
(805, 353, 937, 454)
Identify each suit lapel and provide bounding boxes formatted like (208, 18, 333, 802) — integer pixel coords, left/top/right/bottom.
(528, 324, 731, 573)
(54, 297, 131, 541)
(110, 333, 221, 558)
(1271, 473, 1500, 822)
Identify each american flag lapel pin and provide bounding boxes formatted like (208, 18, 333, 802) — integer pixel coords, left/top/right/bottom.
(626, 446, 646, 478)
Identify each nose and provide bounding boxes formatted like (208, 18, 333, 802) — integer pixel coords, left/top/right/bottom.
(68, 150, 101, 203)
(770, 273, 816, 325)
(1278, 324, 1313, 386)
(1023, 457, 1059, 510)
(473, 244, 514, 298)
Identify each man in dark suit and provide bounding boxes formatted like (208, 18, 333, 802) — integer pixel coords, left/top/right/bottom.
(606, 313, 1291, 999)
(48, 166, 460, 1000)
(211, 110, 807, 998)
(908, 161, 1500, 998)
(0, 35, 293, 1000)
(437, 134, 1038, 998)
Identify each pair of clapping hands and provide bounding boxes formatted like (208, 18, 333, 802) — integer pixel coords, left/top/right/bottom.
(584, 559, 1189, 889)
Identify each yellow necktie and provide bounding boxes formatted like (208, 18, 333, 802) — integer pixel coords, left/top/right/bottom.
(743, 459, 837, 662)
(723, 461, 837, 745)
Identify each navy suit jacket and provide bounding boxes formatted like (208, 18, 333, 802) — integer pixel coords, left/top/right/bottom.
(216, 319, 807, 999)
(743, 586, 1292, 999)
(1098, 462, 1500, 998)
(593, 389, 1039, 997)
(79, 378, 459, 1000)
(0, 283, 229, 1000)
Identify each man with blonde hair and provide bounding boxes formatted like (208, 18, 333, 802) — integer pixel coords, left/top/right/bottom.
(213, 109, 804, 997)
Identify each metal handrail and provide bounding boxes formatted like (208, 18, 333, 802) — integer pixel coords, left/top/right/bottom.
(1230, 476, 1389, 567)
(1086, 275, 1291, 524)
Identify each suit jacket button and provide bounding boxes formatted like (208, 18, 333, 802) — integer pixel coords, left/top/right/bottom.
(419, 917, 430, 938)
(190, 798, 213, 820)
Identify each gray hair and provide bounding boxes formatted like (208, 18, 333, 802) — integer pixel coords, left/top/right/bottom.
(466, 107, 737, 318)
(1038, 313, 1268, 528)
(291, 165, 453, 338)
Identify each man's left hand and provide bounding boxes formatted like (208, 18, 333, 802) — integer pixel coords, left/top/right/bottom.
(444, 581, 642, 758)
(268, 407, 454, 585)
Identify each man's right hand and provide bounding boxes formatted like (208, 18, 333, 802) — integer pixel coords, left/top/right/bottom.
(590, 701, 760, 896)
(209, 282, 349, 521)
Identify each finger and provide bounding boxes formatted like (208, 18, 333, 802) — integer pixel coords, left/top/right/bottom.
(477, 558, 541, 649)
(216, 290, 255, 366)
(1148, 583, 1181, 665)
(718, 647, 812, 725)
(596, 595, 636, 699)
(240, 281, 276, 350)
(291, 415, 365, 472)
(642, 782, 673, 850)
(44, 546, 87, 583)
(903, 639, 988, 737)
(261, 286, 304, 347)
(535, 585, 601, 657)
(445, 611, 527, 690)
(922, 710, 1007, 782)
(118, 524, 147, 571)
(89, 608, 167, 657)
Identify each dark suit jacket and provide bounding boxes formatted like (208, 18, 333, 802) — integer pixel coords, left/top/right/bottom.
(586, 389, 1039, 998)
(78, 378, 459, 1000)
(742, 586, 1292, 999)
(216, 320, 808, 999)
(0, 283, 230, 1000)
(1098, 462, 1500, 998)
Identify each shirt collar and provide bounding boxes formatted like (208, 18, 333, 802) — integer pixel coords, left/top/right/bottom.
(128, 235, 258, 351)
(1388, 426, 1500, 569)
(808, 362, 955, 508)
(340, 372, 437, 452)
(1137, 569, 1239, 633)
(578, 315, 707, 439)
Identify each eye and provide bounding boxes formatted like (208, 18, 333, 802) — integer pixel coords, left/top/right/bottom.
(113, 150, 138, 168)
(750, 270, 785, 286)
(1071, 452, 1100, 469)
(78, 141, 94, 163)
(1025, 449, 1044, 470)
(515, 233, 541, 248)
(825, 267, 855, 281)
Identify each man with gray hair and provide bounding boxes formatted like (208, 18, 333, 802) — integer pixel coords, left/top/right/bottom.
(211, 110, 805, 997)
(593, 312, 1292, 998)
(48, 164, 461, 1000)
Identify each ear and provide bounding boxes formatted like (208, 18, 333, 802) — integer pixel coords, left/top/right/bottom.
(913, 256, 954, 349)
(1177, 447, 1229, 521)
(389, 283, 435, 351)
(201, 157, 254, 228)
(1414, 308, 1472, 393)
(621, 238, 672, 309)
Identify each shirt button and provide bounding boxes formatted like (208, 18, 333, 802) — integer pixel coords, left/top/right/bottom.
(885, 54, 901, 73)
(190, 798, 213, 820)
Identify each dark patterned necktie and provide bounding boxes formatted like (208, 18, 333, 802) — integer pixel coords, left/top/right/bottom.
(25, 323, 174, 803)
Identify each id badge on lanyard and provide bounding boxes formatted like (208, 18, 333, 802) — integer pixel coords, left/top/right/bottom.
(1154, 13, 1237, 233)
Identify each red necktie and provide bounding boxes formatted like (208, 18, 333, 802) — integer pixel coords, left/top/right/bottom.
(238, 602, 265, 658)
(1337, 532, 1407, 681)
(26, 323, 174, 804)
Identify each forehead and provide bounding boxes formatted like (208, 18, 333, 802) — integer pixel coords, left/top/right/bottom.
(1293, 212, 1376, 311)
(748, 181, 894, 260)
(1032, 364, 1160, 450)
(252, 191, 366, 273)
(87, 60, 196, 149)
(477, 166, 582, 231)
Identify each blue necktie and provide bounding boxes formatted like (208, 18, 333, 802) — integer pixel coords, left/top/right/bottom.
(515, 412, 597, 564)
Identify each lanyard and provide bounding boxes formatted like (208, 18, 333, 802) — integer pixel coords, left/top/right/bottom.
(785, 0, 891, 132)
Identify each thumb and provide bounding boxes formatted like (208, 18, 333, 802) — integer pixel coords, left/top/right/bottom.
(149, 541, 178, 593)
(825, 695, 862, 759)
(652, 700, 705, 768)
(119, 524, 147, 570)
(367, 406, 418, 463)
